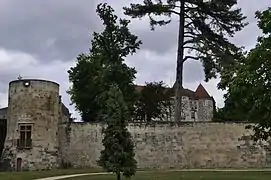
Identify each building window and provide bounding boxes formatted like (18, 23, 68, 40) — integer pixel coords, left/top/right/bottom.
(204, 100, 210, 106)
(194, 101, 198, 110)
(191, 111, 195, 119)
(17, 124, 32, 149)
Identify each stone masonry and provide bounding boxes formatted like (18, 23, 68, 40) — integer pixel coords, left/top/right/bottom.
(0, 78, 271, 171)
(135, 83, 215, 122)
(62, 122, 271, 169)
(1, 79, 60, 171)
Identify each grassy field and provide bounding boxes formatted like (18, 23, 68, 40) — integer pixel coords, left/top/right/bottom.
(1, 169, 271, 180)
(0, 168, 102, 180)
(65, 171, 271, 180)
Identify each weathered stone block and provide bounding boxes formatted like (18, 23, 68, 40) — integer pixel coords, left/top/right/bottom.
(61, 122, 271, 169)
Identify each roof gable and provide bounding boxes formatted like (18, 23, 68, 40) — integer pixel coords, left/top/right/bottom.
(195, 84, 211, 99)
(134, 83, 213, 100)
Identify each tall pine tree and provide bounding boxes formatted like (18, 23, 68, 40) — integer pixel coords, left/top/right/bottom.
(68, 3, 141, 122)
(123, 0, 247, 121)
(97, 84, 137, 180)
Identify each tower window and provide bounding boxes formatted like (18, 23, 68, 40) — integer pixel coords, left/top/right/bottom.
(17, 124, 32, 149)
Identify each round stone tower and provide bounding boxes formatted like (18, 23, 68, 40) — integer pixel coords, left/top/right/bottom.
(2, 79, 60, 171)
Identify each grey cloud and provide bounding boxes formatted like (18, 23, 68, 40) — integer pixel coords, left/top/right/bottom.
(0, 56, 75, 113)
(1, 0, 270, 111)
(130, 0, 271, 86)
(0, 0, 101, 62)
(0, 69, 21, 95)
(230, 21, 261, 51)
(135, 22, 178, 55)
(228, 0, 271, 50)
(183, 60, 204, 83)
(126, 49, 204, 86)
(0, 72, 20, 107)
(0, 73, 14, 93)
(0, 68, 31, 95)
(0, 81, 9, 96)
(229, 0, 271, 51)
(238, 0, 271, 21)
(0, 49, 37, 93)
(121, 0, 271, 56)
(0, 0, 156, 63)
(1, 0, 266, 63)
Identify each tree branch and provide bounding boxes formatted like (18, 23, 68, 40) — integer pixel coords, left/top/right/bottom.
(184, 31, 200, 36)
(183, 56, 200, 62)
(168, 10, 180, 15)
(184, 21, 193, 28)
(183, 39, 196, 46)
(184, 35, 195, 39)
(183, 46, 218, 58)
(185, 7, 199, 12)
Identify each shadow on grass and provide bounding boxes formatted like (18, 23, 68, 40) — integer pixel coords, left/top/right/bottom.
(2, 169, 271, 180)
(0, 168, 103, 180)
(63, 171, 271, 180)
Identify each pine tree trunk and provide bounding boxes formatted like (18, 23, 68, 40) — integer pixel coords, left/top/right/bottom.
(174, 1, 185, 122)
(117, 172, 121, 180)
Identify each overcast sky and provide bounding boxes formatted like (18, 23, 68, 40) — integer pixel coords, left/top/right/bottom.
(0, 0, 270, 120)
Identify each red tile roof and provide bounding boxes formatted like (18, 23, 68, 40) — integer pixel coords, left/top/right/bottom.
(195, 84, 211, 99)
(135, 83, 212, 100)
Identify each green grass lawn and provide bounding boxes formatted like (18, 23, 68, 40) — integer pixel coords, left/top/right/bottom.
(65, 171, 271, 180)
(0, 168, 102, 180)
(1, 169, 271, 180)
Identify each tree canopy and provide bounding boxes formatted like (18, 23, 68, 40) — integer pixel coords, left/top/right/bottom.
(134, 81, 173, 122)
(220, 8, 271, 141)
(67, 3, 142, 122)
(123, 0, 247, 121)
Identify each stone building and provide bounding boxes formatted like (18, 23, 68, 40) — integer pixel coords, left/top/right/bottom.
(0, 78, 271, 171)
(179, 84, 215, 121)
(0, 79, 71, 171)
(135, 83, 215, 122)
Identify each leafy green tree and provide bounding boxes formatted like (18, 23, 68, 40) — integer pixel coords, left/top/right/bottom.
(67, 3, 142, 122)
(123, 0, 247, 121)
(221, 8, 271, 140)
(0, 120, 6, 158)
(213, 105, 246, 122)
(134, 81, 172, 122)
(97, 84, 137, 180)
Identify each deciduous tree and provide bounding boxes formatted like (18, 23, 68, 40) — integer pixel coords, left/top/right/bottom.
(134, 81, 172, 122)
(221, 8, 271, 140)
(123, 0, 247, 121)
(68, 3, 142, 122)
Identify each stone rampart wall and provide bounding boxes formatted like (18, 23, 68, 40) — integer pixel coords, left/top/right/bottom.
(62, 122, 271, 169)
